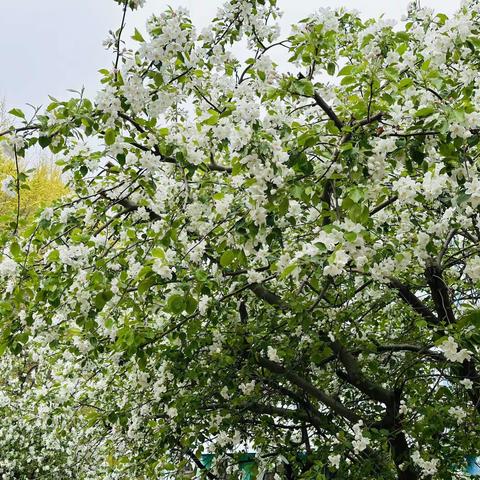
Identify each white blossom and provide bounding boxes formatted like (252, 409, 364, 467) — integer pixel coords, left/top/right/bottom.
(438, 337, 471, 363)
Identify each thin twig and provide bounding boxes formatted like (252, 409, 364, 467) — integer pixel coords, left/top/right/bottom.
(114, 0, 129, 75)
(13, 146, 21, 235)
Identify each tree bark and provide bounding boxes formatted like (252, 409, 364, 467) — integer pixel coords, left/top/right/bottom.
(388, 430, 419, 480)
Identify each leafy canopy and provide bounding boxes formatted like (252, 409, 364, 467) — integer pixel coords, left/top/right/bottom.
(1, 0, 480, 479)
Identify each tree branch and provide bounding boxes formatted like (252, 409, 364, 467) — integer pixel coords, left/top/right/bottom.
(118, 113, 232, 173)
(313, 91, 344, 130)
(114, 0, 129, 74)
(245, 402, 329, 432)
(257, 356, 361, 423)
(249, 283, 287, 310)
(370, 196, 398, 216)
(389, 278, 438, 324)
(424, 261, 455, 324)
(186, 449, 217, 480)
(331, 340, 394, 405)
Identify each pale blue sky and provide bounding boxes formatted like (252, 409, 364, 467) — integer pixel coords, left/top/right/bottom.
(1, 0, 460, 113)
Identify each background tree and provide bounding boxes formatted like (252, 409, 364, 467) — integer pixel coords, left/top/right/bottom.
(0, 100, 67, 233)
(0, 154, 67, 224)
(0, 0, 479, 479)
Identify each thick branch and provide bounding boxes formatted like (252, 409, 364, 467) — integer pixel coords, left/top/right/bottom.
(313, 91, 344, 130)
(370, 196, 398, 216)
(331, 341, 394, 405)
(257, 356, 361, 423)
(389, 278, 438, 324)
(186, 449, 217, 480)
(424, 261, 455, 324)
(245, 402, 329, 432)
(459, 360, 480, 415)
(252, 284, 391, 405)
(376, 344, 444, 361)
(389, 430, 420, 480)
(249, 283, 287, 310)
(354, 112, 383, 128)
(0, 125, 39, 137)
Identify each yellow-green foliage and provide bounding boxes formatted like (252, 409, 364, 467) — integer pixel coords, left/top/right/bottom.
(0, 154, 67, 221)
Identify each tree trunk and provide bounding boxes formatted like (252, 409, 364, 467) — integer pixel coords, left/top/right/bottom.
(388, 430, 419, 480)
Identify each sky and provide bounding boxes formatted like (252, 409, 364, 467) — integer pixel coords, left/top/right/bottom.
(0, 0, 461, 114)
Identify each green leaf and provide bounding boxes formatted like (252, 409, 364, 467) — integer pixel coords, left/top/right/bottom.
(292, 79, 314, 97)
(194, 269, 208, 282)
(131, 28, 145, 42)
(457, 192, 471, 204)
(152, 247, 165, 259)
(38, 136, 51, 148)
(167, 294, 185, 315)
(338, 65, 354, 76)
(94, 290, 114, 311)
(10, 242, 21, 260)
(344, 231, 357, 242)
(8, 108, 25, 119)
(47, 250, 60, 262)
(185, 295, 198, 314)
(220, 250, 237, 268)
(204, 111, 220, 126)
(414, 107, 436, 118)
(459, 309, 480, 329)
(105, 128, 117, 146)
(349, 188, 363, 203)
(398, 78, 413, 90)
(280, 263, 297, 279)
(340, 76, 356, 86)
(138, 276, 155, 295)
(278, 197, 289, 216)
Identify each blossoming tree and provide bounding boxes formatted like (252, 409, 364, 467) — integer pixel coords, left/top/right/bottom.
(0, 0, 479, 478)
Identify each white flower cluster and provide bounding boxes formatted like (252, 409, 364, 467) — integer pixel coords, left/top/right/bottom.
(114, 0, 145, 10)
(1, 134, 25, 158)
(152, 258, 173, 280)
(351, 420, 370, 454)
(140, 8, 194, 66)
(324, 249, 349, 277)
(95, 85, 121, 124)
(422, 164, 449, 200)
(392, 176, 418, 204)
(57, 244, 90, 268)
(1, 175, 16, 197)
(123, 74, 149, 113)
(267, 346, 281, 363)
(328, 453, 341, 469)
(368, 137, 397, 179)
(219, 0, 281, 47)
(412, 451, 439, 478)
(465, 177, 480, 207)
(448, 406, 467, 424)
(239, 380, 255, 395)
(465, 256, 480, 282)
(460, 378, 473, 389)
(0, 256, 18, 279)
(438, 337, 471, 363)
(130, 0, 145, 9)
